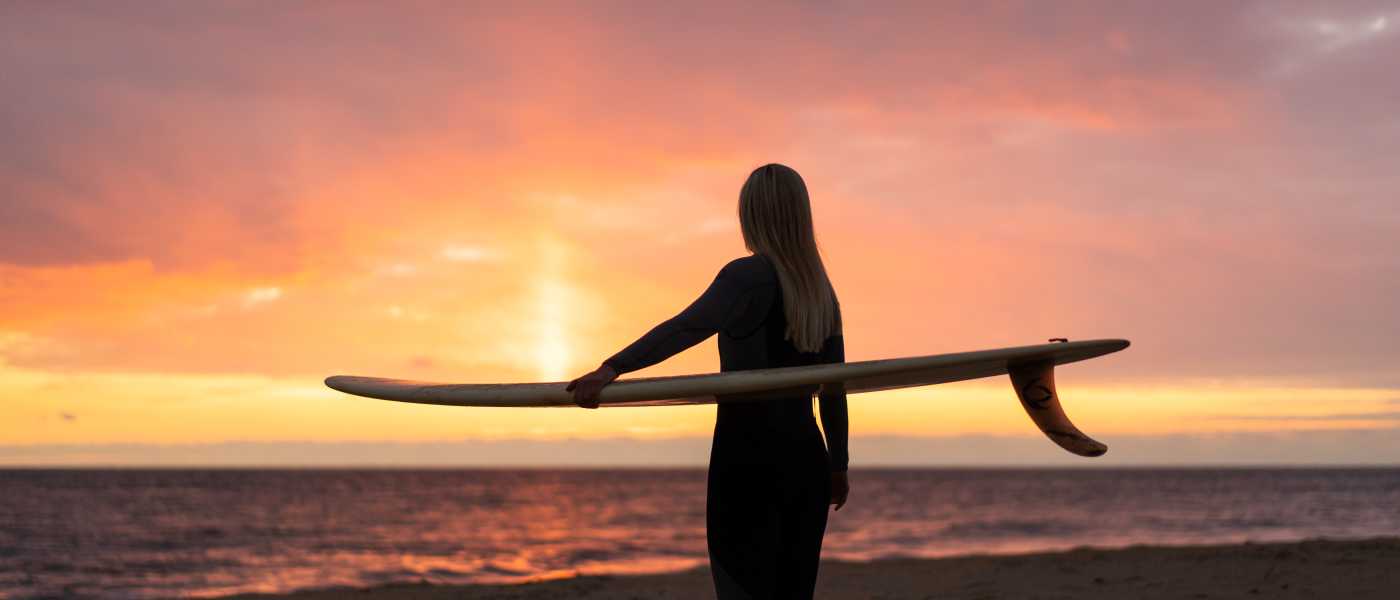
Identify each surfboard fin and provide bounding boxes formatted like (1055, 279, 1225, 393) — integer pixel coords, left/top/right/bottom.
(1008, 359, 1107, 457)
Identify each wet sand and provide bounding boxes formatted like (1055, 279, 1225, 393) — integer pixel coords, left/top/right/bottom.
(222, 537, 1400, 599)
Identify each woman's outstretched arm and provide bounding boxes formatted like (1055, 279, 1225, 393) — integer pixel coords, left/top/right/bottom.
(600, 258, 770, 375)
(568, 257, 772, 407)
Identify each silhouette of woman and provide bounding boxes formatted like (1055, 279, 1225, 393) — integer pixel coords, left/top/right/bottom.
(567, 163, 849, 599)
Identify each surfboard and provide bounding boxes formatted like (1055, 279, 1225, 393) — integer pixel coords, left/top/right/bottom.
(325, 338, 1128, 457)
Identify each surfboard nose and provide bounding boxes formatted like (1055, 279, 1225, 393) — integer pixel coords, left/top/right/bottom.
(325, 376, 352, 394)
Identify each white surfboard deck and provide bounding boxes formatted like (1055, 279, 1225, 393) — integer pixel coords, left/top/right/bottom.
(325, 339, 1129, 457)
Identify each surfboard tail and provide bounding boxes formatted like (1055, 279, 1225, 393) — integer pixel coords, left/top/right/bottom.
(1008, 360, 1107, 457)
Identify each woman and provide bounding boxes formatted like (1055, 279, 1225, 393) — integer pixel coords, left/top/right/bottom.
(567, 163, 849, 599)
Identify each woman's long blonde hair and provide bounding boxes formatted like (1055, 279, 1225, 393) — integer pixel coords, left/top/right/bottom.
(738, 163, 840, 353)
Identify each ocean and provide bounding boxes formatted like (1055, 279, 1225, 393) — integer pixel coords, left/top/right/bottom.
(3, 468, 1398, 598)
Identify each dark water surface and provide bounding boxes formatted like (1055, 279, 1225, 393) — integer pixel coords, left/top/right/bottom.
(3, 468, 1398, 598)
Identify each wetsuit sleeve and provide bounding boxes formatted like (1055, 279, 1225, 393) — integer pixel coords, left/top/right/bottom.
(818, 332, 849, 472)
(601, 260, 768, 375)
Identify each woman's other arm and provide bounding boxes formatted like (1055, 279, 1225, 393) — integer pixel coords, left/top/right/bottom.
(818, 304, 850, 509)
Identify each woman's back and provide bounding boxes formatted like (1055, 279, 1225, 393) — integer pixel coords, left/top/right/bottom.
(711, 254, 845, 467)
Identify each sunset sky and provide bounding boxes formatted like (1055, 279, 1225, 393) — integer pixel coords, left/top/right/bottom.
(3, 2, 1398, 465)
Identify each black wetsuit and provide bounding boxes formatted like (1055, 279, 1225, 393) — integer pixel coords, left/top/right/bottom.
(603, 254, 849, 600)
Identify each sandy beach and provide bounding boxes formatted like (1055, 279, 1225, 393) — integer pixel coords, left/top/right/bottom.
(221, 537, 1400, 599)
